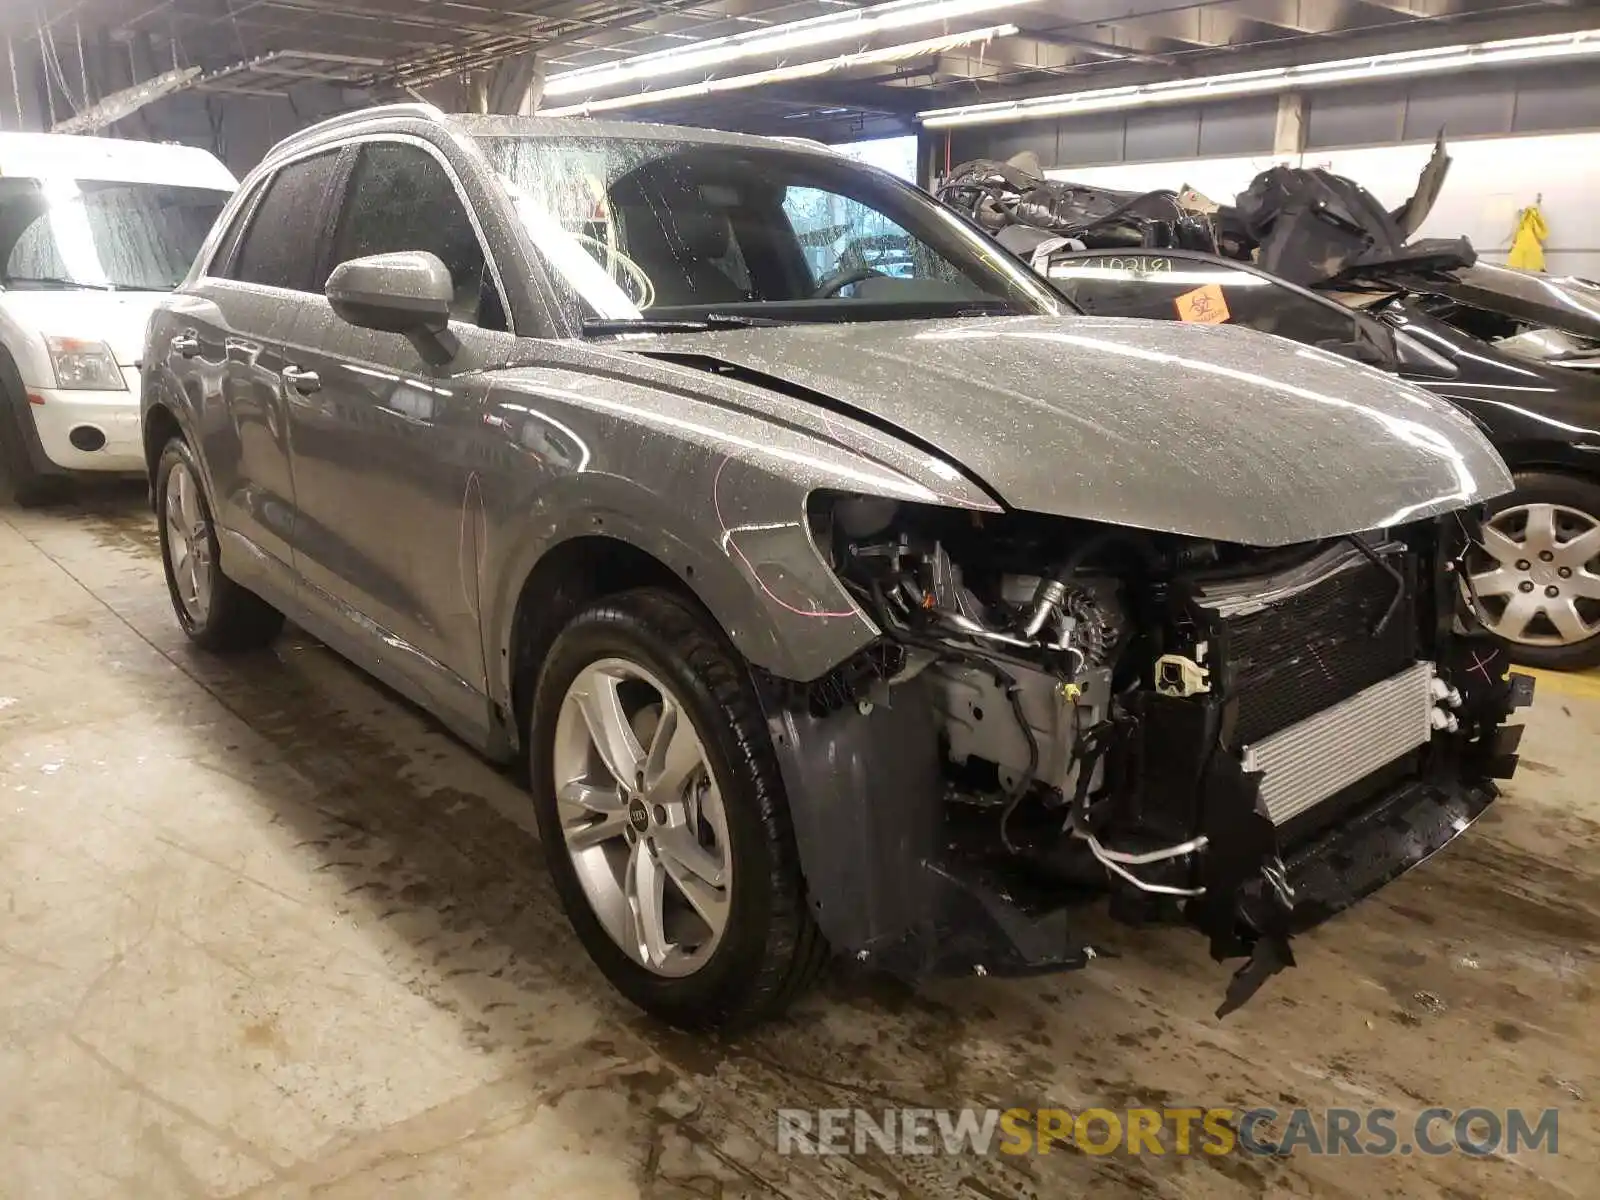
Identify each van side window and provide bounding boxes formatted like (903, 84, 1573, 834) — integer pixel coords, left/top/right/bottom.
(329, 142, 506, 332)
(225, 151, 342, 292)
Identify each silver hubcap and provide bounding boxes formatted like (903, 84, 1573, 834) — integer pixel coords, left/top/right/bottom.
(165, 462, 213, 624)
(1467, 502, 1600, 647)
(552, 658, 732, 977)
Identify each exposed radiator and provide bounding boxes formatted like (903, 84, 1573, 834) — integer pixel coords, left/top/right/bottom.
(1241, 661, 1436, 826)
(1199, 540, 1417, 747)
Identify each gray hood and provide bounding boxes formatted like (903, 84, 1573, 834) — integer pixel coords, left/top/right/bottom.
(636, 314, 1511, 546)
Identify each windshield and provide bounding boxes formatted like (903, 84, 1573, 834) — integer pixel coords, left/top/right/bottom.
(475, 133, 1061, 326)
(0, 178, 230, 292)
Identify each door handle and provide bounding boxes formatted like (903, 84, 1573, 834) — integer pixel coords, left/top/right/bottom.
(171, 331, 200, 358)
(224, 336, 261, 363)
(281, 365, 321, 394)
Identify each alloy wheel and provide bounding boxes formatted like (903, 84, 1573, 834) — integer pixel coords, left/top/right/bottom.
(165, 461, 213, 625)
(1467, 502, 1600, 647)
(551, 657, 733, 977)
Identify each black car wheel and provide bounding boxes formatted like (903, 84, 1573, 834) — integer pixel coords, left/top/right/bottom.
(1465, 471, 1600, 670)
(155, 437, 285, 652)
(527, 587, 827, 1030)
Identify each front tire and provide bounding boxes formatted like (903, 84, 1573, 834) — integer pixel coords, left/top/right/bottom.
(155, 437, 284, 652)
(1466, 470, 1600, 670)
(527, 587, 826, 1030)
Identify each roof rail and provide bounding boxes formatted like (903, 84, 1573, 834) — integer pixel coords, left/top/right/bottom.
(771, 136, 837, 154)
(272, 102, 447, 154)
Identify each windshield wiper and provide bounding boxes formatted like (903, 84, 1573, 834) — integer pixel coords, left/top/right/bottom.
(580, 313, 786, 337)
(0, 275, 120, 291)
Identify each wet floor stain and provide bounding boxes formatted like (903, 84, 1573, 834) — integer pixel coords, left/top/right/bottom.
(3, 492, 1599, 1198)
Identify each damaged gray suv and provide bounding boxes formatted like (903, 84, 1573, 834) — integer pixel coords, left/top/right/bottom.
(143, 105, 1532, 1028)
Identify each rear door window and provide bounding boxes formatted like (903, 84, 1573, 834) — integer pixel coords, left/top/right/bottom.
(225, 151, 342, 292)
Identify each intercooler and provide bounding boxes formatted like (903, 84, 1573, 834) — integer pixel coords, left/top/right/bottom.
(1240, 662, 1436, 825)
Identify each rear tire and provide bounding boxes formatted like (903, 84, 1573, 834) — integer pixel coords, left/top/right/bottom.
(155, 437, 284, 653)
(527, 587, 827, 1030)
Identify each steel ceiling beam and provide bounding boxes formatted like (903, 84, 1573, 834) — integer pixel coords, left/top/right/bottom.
(370, 0, 724, 88)
(1350, 0, 1465, 15)
(759, 76, 930, 115)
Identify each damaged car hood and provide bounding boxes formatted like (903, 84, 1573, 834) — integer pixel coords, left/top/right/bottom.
(628, 315, 1511, 547)
(1403, 263, 1600, 342)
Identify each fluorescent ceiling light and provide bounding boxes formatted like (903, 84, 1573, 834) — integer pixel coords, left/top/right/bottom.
(543, 0, 1038, 98)
(920, 27, 1600, 128)
(541, 26, 1018, 117)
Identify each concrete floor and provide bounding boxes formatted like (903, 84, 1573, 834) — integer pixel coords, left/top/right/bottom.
(2, 483, 1598, 1200)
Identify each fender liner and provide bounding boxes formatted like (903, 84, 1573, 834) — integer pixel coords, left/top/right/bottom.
(755, 672, 1094, 975)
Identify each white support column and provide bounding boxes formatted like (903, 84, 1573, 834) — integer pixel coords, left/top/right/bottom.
(1273, 91, 1306, 163)
(485, 51, 543, 115)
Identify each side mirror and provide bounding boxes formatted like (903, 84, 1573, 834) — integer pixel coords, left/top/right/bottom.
(1392, 328, 1460, 379)
(1323, 338, 1390, 366)
(326, 251, 459, 366)
(1317, 316, 1397, 370)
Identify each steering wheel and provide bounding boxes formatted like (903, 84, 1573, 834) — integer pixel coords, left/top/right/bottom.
(812, 266, 885, 298)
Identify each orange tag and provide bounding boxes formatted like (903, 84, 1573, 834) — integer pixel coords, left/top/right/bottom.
(1174, 283, 1230, 324)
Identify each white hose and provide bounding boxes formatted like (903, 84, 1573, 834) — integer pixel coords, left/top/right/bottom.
(1074, 826, 1209, 897)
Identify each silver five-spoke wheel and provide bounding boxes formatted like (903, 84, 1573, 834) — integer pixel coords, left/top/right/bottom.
(164, 460, 213, 625)
(552, 658, 732, 977)
(1468, 502, 1600, 648)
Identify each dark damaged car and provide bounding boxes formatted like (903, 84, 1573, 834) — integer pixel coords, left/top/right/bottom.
(1034, 250, 1600, 669)
(946, 146, 1600, 668)
(142, 107, 1532, 1028)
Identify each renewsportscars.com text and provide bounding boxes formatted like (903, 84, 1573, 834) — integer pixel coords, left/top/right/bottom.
(776, 1106, 1560, 1158)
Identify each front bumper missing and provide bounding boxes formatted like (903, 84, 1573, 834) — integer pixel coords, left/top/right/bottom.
(1281, 773, 1497, 933)
(766, 639, 1532, 1017)
(863, 763, 1503, 997)
(852, 674, 1529, 1017)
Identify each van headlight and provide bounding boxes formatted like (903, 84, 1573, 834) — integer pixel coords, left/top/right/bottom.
(45, 336, 125, 391)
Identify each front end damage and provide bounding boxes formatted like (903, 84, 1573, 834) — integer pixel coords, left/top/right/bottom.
(757, 498, 1533, 1016)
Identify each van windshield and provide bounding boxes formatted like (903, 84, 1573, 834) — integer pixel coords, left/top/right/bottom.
(0, 178, 230, 292)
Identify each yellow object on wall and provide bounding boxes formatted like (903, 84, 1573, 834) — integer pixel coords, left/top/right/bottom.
(1507, 204, 1548, 272)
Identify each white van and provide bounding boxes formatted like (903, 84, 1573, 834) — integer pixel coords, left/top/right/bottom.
(0, 133, 236, 504)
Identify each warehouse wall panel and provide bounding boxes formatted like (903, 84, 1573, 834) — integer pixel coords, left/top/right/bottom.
(1303, 83, 1405, 150)
(1055, 114, 1128, 167)
(947, 64, 1600, 169)
(1197, 96, 1278, 157)
(949, 118, 1059, 165)
(1123, 107, 1200, 161)
(1513, 62, 1600, 133)
(1400, 74, 1515, 142)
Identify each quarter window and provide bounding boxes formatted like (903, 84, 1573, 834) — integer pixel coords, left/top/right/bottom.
(205, 180, 265, 279)
(225, 151, 341, 291)
(329, 142, 505, 331)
